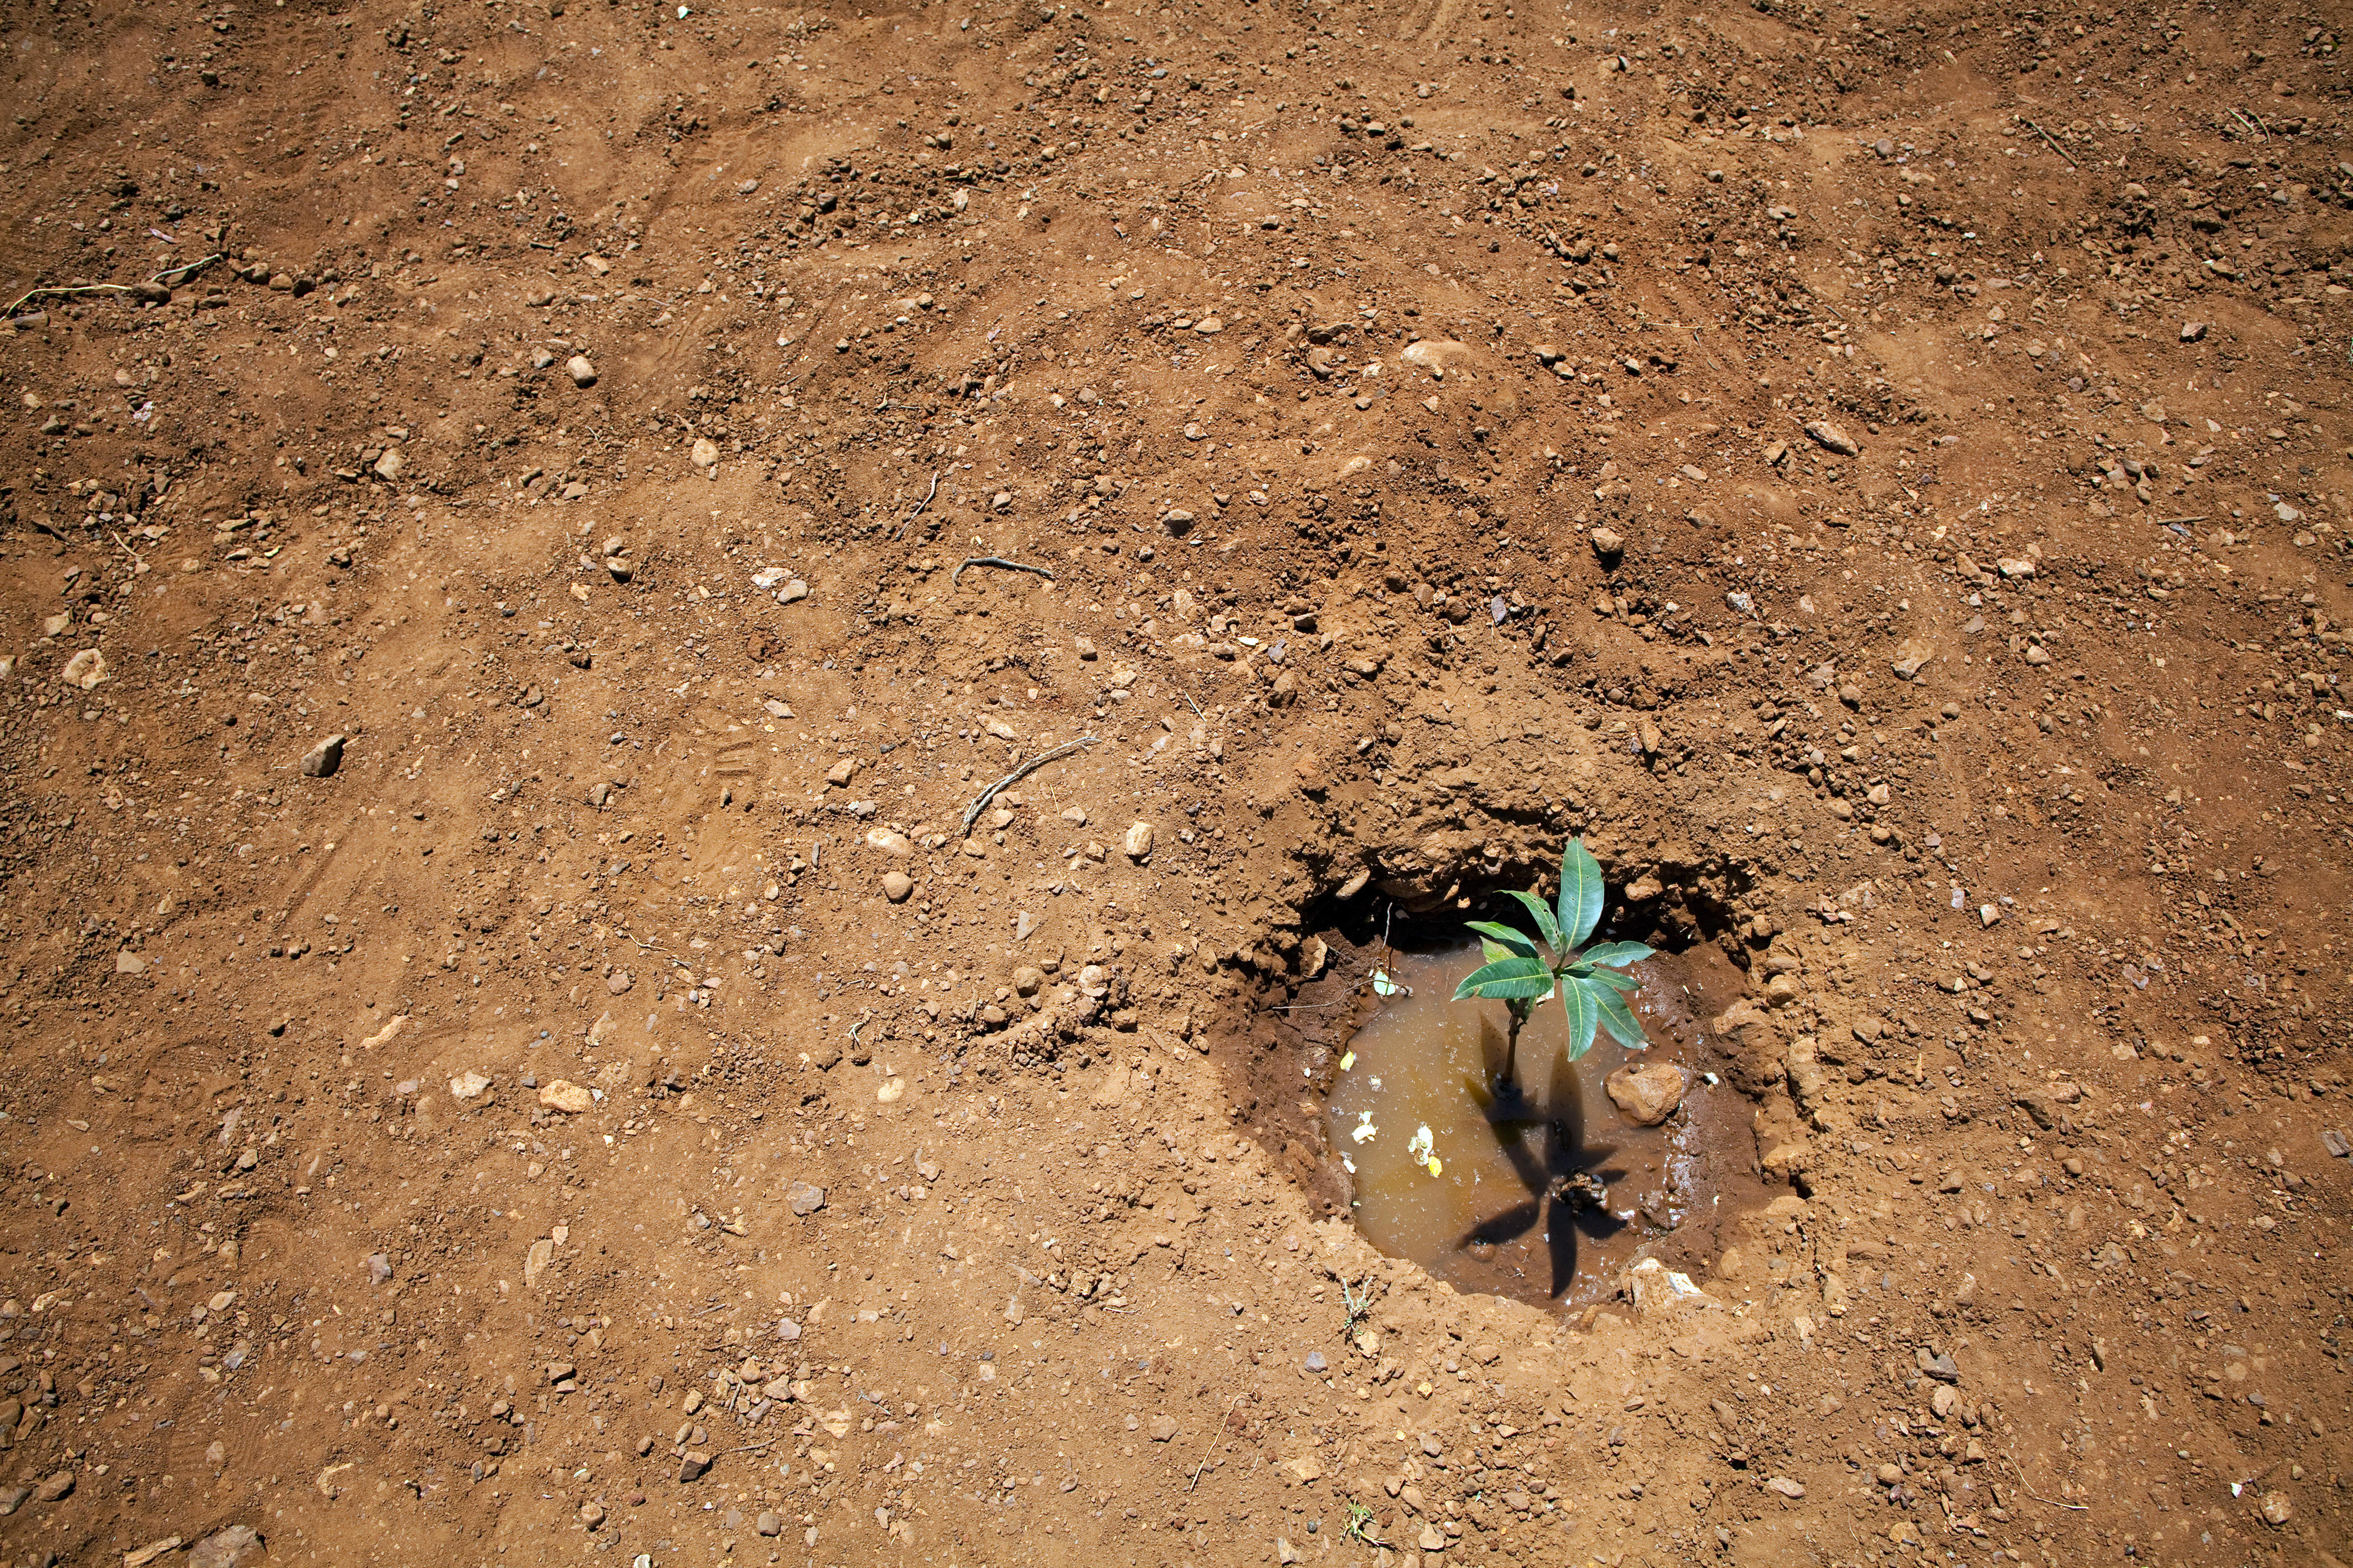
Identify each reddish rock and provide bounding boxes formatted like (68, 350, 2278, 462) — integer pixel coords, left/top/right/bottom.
(1605, 1063, 1688, 1126)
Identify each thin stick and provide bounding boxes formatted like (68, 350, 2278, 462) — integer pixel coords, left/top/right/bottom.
(726, 1439, 776, 1454)
(2149, 515, 2207, 527)
(961, 736, 1096, 833)
(894, 471, 941, 540)
(152, 254, 222, 289)
(2004, 1454, 2088, 1512)
(952, 555, 1055, 586)
(1186, 1392, 1247, 1492)
(4, 252, 226, 319)
(2018, 118, 2077, 170)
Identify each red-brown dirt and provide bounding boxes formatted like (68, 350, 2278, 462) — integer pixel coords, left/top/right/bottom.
(0, 0, 2349, 1562)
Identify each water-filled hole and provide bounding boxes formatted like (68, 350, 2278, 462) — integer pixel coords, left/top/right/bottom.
(1321, 938, 1763, 1309)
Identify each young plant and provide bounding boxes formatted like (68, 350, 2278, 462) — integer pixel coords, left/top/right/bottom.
(1452, 838, 1653, 1092)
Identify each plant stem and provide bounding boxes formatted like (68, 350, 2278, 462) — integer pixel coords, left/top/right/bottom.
(1501, 1005, 1525, 1092)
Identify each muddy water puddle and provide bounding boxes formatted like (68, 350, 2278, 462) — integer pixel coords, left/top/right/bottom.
(1322, 941, 1761, 1309)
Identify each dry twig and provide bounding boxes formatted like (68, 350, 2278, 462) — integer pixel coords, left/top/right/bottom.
(4, 252, 226, 319)
(1187, 1393, 1248, 1492)
(2004, 1454, 2089, 1512)
(961, 736, 1096, 833)
(952, 555, 1055, 587)
(894, 471, 941, 539)
(2017, 118, 2077, 169)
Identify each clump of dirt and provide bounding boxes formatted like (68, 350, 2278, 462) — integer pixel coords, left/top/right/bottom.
(0, 0, 2348, 1561)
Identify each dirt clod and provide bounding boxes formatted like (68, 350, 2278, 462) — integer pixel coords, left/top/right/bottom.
(188, 1526, 264, 1568)
(1604, 1063, 1688, 1127)
(1802, 419, 1860, 458)
(535, 1080, 590, 1115)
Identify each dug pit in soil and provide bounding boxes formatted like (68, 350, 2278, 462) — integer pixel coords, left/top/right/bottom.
(1321, 940, 1764, 1308)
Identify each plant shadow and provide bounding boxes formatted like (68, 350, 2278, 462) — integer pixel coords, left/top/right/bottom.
(1455, 1015, 1628, 1298)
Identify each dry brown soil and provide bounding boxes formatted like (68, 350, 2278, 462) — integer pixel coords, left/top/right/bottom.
(1, 0, 2350, 1562)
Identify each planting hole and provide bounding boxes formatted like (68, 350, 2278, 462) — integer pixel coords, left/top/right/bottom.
(1322, 939, 1762, 1309)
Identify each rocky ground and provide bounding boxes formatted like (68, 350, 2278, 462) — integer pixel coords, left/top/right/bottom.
(0, 0, 2349, 1562)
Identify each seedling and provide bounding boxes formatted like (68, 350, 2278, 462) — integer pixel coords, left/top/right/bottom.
(1452, 838, 1652, 1093)
(1343, 1500, 1387, 1547)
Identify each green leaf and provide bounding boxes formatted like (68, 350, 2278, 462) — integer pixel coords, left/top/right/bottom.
(1453, 955, 1557, 1003)
(1579, 940, 1655, 969)
(1556, 838, 1605, 948)
(1586, 965, 1642, 993)
(1560, 975, 1599, 1060)
(1464, 920, 1538, 959)
(1589, 978, 1648, 1050)
(1504, 890, 1564, 954)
